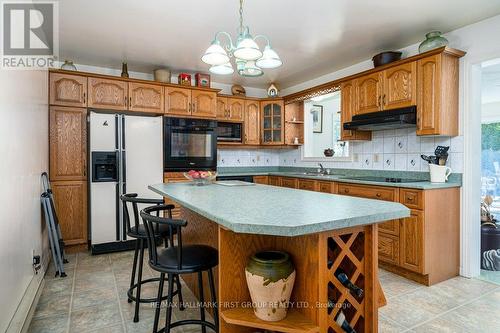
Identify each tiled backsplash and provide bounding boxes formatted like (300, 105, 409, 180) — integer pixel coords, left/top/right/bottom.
(219, 129, 464, 173)
(218, 149, 280, 167)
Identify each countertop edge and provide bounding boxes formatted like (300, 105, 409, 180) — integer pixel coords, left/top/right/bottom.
(148, 184, 411, 236)
(218, 172, 462, 189)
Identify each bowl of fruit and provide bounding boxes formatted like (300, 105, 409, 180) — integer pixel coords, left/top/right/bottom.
(183, 170, 217, 186)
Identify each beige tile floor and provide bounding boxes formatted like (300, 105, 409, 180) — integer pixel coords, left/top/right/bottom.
(28, 251, 500, 333)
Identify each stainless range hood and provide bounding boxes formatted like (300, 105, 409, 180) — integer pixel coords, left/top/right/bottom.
(343, 106, 416, 131)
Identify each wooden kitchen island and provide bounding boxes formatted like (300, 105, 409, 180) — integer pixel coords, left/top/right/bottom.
(149, 182, 409, 333)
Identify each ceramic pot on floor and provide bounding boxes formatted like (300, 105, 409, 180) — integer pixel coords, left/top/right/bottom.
(245, 251, 296, 321)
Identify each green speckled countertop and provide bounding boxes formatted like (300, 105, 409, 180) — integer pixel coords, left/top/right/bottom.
(217, 167, 462, 190)
(149, 182, 410, 237)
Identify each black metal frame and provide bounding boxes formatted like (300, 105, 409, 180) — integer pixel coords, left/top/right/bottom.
(121, 193, 183, 323)
(141, 205, 219, 333)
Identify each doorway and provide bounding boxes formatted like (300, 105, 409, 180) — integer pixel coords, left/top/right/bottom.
(479, 58, 500, 285)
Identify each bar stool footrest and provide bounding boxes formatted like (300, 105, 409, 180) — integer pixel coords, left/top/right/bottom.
(127, 276, 179, 304)
(158, 319, 217, 333)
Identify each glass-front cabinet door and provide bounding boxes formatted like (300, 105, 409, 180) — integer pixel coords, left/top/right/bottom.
(261, 100, 284, 144)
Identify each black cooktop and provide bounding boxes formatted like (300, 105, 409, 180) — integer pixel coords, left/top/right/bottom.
(342, 176, 426, 183)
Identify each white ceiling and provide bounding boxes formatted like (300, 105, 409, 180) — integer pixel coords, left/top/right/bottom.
(59, 0, 500, 89)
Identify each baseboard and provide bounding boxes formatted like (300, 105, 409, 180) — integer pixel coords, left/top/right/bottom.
(5, 248, 51, 333)
(5, 271, 45, 333)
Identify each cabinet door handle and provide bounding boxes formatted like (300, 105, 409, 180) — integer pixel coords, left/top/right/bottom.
(124, 96, 127, 107)
(376, 193, 382, 198)
(188, 102, 191, 112)
(344, 188, 349, 193)
(383, 94, 386, 105)
(378, 95, 381, 108)
(129, 96, 132, 107)
(193, 103, 196, 112)
(83, 92, 86, 104)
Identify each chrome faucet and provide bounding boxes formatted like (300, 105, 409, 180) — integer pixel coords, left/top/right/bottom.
(318, 163, 327, 175)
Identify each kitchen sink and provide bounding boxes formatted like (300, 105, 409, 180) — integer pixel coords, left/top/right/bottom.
(288, 172, 342, 177)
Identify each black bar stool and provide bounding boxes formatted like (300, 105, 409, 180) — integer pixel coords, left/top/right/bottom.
(121, 193, 184, 323)
(140, 204, 219, 333)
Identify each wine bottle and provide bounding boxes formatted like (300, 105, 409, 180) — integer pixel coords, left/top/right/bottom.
(335, 311, 356, 333)
(335, 269, 363, 298)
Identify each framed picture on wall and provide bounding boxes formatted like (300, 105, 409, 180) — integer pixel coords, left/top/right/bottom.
(311, 105, 323, 133)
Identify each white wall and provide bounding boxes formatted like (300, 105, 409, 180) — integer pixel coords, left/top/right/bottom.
(0, 70, 49, 331)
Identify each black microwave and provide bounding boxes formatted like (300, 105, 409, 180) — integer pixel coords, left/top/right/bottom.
(217, 122, 242, 142)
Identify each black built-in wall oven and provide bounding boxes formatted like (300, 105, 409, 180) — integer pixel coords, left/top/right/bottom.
(164, 117, 217, 171)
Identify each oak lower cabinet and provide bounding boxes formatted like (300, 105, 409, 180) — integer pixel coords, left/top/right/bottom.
(49, 106, 87, 181)
(128, 82, 164, 113)
(51, 181, 88, 245)
(400, 210, 424, 273)
(317, 181, 335, 193)
(280, 177, 298, 189)
(298, 179, 317, 191)
(268, 176, 281, 186)
(378, 233, 400, 265)
(50, 73, 87, 107)
(244, 100, 260, 145)
(335, 183, 459, 285)
(88, 77, 128, 110)
(253, 176, 268, 184)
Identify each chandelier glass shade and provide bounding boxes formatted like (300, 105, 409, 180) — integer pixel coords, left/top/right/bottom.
(201, 0, 282, 77)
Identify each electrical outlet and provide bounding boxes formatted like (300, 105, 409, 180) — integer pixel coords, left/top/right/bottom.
(373, 154, 379, 163)
(32, 249, 41, 274)
(353, 153, 359, 162)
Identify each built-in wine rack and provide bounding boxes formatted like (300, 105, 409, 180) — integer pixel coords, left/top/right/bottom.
(326, 227, 374, 333)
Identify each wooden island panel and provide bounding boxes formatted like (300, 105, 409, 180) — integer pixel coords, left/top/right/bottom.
(179, 206, 380, 333)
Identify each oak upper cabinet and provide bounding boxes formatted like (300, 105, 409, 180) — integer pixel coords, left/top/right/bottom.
(261, 100, 284, 145)
(51, 180, 88, 245)
(128, 82, 164, 113)
(49, 106, 87, 181)
(383, 62, 417, 110)
(165, 87, 191, 116)
(400, 210, 425, 273)
(88, 77, 127, 110)
(244, 100, 260, 145)
(50, 73, 87, 107)
(217, 97, 229, 119)
(227, 98, 244, 121)
(191, 90, 217, 118)
(217, 97, 244, 121)
(340, 80, 371, 141)
(355, 72, 383, 115)
(416, 52, 460, 136)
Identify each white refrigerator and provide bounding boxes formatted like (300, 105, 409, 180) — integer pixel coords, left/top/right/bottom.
(89, 111, 163, 253)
